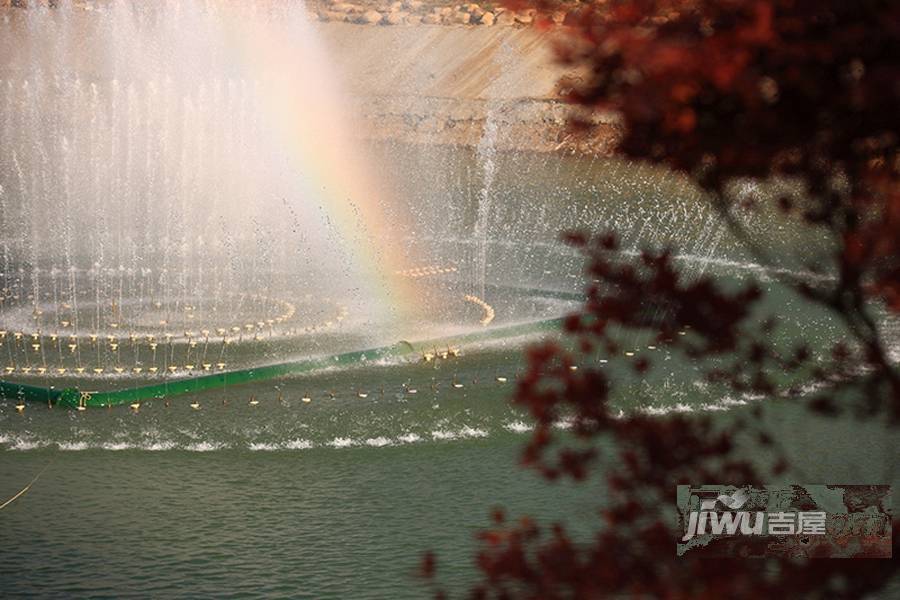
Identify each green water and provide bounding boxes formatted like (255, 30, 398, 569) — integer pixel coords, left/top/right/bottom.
(2, 146, 898, 596)
(0, 438, 594, 597)
(0, 343, 601, 598)
(1, 369, 896, 597)
(1, 321, 896, 597)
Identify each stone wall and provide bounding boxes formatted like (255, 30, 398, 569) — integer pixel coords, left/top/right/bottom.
(310, 0, 567, 27)
(3, 0, 592, 25)
(1, 1, 621, 155)
(316, 20, 619, 154)
(354, 95, 620, 154)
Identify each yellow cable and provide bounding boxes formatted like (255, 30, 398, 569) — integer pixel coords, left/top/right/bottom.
(0, 458, 52, 512)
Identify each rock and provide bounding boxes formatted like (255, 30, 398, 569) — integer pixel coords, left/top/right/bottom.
(403, 0, 423, 10)
(422, 14, 441, 24)
(454, 11, 471, 24)
(515, 10, 534, 25)
(438, 6, 453, 17)
(360, 10, 384, 24)
(495, 11, 515, 26)
(332, 2, 362, 12)
(406, 14, 423, 25)
(479, 12, 494, 26)
(318, 10, 348, 22)
(551, 10, 566, 25)
(385, 11, 408, 25)
(389, 1, 403, 10)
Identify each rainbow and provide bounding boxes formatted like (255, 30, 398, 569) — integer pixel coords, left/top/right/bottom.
(217, 4, 419, 325)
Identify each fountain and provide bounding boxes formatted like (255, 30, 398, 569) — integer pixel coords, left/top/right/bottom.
(0, 1, 588, 407)
(3, 8, 896, 600)
(0, 1, 811, 409)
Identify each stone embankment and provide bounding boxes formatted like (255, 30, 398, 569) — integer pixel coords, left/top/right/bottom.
(353, 96, 619, 155)
(3, 0, 590, 26)
(311, 0, 569, 28)
(2, 0, 621, 155)
(316, 18, 619, 154)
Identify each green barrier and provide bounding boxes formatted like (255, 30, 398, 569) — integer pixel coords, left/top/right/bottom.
(1, 318, 563, 409)
(0, 380, 79, 406)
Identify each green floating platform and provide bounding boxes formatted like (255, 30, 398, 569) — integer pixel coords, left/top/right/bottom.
(0, 319, 562, 409)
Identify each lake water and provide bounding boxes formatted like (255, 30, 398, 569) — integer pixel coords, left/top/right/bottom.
(2, 145, 898, 597)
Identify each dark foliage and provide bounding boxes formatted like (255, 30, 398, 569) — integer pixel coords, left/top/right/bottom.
(424, 1, 899, 597)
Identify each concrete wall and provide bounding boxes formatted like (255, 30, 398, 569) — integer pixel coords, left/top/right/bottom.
(0, 5, 618, 154)
(319, 21, 618, 153)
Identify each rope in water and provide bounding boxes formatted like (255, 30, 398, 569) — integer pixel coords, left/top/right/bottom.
(0, 458, 53, 512)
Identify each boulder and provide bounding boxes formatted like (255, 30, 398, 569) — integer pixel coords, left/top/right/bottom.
(360, 10, 384, 24)
(454, 11, 471, 24)
(495, 11, 515, 26)
(332, 2, 362, 12)
(551, 10, 566, 25)
(406, 14, 423, 25)
(385, 11, 408, 25)
(403, 0, 423, 10)
(318, 10, 348, 22)
(479, 11, 495, 26)
(515, 10, 534, 25)
(422, 14, 441, 24)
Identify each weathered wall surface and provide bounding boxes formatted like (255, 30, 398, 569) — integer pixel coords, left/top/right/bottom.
(350, 95, 620, 154)
(0, 3, 619, 154)
(319, 20, 560, 99)
(318, 21, 619, 154)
